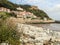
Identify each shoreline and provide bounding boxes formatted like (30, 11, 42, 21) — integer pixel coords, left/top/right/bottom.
(26, 23, 60, 32)
(25, 22, 60, 24)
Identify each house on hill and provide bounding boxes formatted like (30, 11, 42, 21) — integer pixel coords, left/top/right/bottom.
(0, 7, 10, 13)
(16, 11, 37, 19)
(17, 7, 23, 11)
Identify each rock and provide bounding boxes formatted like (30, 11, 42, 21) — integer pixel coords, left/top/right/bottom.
(17, 23, 60, 45)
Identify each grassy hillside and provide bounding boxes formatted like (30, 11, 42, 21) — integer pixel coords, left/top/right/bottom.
(0, 12, 16, 20)
(0, 0, 18, 10)
(0, 0, 51, 20)
(20, 5, 51, 20)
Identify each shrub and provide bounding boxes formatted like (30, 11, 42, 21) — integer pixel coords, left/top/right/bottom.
(0, 19, 20, 45)
(0, 12, 17, 20)
(0, 12, 11, 20)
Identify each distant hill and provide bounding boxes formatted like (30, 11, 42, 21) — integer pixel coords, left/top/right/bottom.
(19, 5, 51, 19)
(55, 20, 60, 23)
(0, 0, 52, 20)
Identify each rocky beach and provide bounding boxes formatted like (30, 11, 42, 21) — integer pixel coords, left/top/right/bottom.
(17, 23, 60, 45)
(0, 0, 60, 45)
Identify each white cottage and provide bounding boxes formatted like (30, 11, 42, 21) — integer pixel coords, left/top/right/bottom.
(0, 7, 10, 13)
(17, 7, 23, 11)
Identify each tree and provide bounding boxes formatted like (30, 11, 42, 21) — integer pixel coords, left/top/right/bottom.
(0, 0, 18, 10)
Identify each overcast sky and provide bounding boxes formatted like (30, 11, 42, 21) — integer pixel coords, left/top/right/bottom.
(9, 0, 60, 21)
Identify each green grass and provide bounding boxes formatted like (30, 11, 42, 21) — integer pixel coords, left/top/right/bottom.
(0, 12, 17, 20)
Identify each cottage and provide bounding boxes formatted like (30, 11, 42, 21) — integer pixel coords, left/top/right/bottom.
(44, 17, 47, 21)
(6, 9, 10, 13)
(16, 11, 26, 18)
(25, 12, 33, 18)
(17, 7, 23, 11)
(0, 7, 10, 13)
(16, 11, 37, 19)
(0, 7, 3, 11)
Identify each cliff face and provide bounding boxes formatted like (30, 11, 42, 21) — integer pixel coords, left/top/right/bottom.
(17, 23, 60, 45)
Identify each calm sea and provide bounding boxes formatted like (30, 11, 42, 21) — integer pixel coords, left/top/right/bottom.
(28, 23, 60, 31)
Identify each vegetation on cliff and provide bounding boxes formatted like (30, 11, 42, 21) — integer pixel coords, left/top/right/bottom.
(0, 12, 17, 20)
(0, 0, 18, 10)
(0, 0, 51, 20)
(20, 5, 51, 19)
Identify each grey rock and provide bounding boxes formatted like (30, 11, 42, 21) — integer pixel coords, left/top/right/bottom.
(17, 23, 60, 45)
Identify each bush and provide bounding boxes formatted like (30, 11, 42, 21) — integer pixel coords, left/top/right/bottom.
(0, 19, 20, 45)
(0, 12, 17, 20)
(0, 12, 11, 20)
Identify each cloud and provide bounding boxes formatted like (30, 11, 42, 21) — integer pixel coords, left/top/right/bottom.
(15, 0, 46, 4)
(27, 0, 46, 4)
(46, 4, 60, 20)
(49, 4, 60, 12)
(26, 0, 45, 2)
